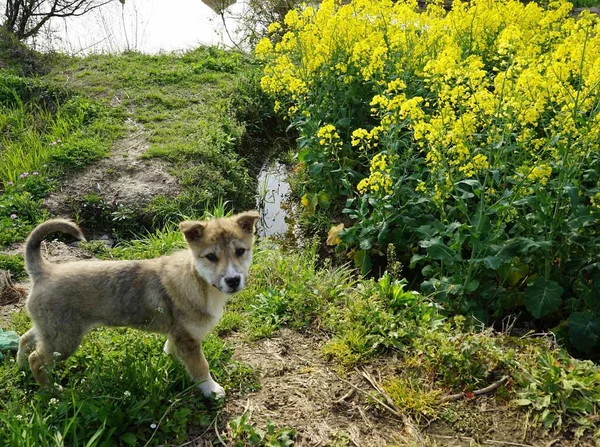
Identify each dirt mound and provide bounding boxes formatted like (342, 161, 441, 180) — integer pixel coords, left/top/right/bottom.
(44, 119, 180, 216)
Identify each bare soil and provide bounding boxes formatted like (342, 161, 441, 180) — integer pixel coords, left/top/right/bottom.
(188, 329, 590, 447)
(44, 118, 180, 216)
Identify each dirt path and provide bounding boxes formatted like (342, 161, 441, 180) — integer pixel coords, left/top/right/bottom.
(189, 329, 567, 447)
(44, 118, 180, 217)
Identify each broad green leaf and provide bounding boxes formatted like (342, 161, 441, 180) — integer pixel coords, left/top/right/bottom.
(353, 249, 372, 275)
(569, 312, 599, 353)
(514, 398, 532, 406)
(120, 433, 137, 446)
(473, 256, 504, 270)
(419, 237, 456, 265)
(524, 278, 563, 318)
(465, 279, 480, 293)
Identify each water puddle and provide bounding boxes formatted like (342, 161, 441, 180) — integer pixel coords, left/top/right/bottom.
(256, 162, 290, 238)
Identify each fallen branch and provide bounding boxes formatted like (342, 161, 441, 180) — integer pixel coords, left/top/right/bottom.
(335, 373, 402, 418)
(430, 434, 534, 447)
(357, 368, 424, 444)
(436, 375, 509, 404)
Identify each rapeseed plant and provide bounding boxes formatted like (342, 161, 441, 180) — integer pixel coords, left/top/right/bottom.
(257, 0, 600, 355)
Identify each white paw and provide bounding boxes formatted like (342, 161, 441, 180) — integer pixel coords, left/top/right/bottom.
(198, 377, 225, 399)
(163, 339, 175, 356)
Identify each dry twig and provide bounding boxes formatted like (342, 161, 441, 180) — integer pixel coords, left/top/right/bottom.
(357, 368, 424, 444)
(436, 376, 509, 404)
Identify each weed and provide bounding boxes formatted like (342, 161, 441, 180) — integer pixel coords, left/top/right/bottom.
(227, 411, 296, 446)
(514, 350, 600, 433)
(0, 253, 26, 281)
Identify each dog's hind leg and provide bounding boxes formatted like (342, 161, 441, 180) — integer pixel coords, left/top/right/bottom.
(171, 331, 225, 399)
(28, 326, 84, 386)
(17, 328, 37, 369)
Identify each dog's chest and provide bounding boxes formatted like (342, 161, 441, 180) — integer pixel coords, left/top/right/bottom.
(182, 289, 227, 341)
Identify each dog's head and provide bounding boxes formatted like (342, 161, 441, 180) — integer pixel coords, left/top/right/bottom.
(179, 211, 260, 294)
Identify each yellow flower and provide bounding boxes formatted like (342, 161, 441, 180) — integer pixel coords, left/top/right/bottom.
(317, 124, 342, 151)
(351, 128, 369, 147)
(527, 164, 552, 185)
(327, 223, 345, 245)
(268, 22, 282, 34)
(301, 194, 310, 207)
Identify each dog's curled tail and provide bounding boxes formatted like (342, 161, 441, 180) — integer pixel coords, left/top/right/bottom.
(25, 219, 86, 278)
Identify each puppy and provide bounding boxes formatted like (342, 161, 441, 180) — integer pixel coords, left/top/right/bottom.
(16, 211, 259, 398)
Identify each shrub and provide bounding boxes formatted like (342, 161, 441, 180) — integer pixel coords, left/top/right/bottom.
(256, 0, 600, 355)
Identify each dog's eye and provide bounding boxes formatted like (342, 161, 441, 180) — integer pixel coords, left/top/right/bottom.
(235, 248, 246, 257)
(205, 253, 218, 262)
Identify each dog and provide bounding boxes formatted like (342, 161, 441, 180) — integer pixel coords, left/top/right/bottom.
(16, 211, 259, 398)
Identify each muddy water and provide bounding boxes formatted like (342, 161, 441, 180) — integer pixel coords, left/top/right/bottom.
(256, 162, 290, 238)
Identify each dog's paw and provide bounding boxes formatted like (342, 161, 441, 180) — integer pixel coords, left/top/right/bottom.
(163, 339, 175, 357)
(198, 377, 226, 399)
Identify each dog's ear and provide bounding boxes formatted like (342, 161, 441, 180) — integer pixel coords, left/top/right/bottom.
(179, 221, 205, 242)
(236, 211, 260, 234)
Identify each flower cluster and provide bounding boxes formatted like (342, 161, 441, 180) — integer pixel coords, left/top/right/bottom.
(316, 124, 342, 152)
(256, 0, 600, 343)
(257, 0, 600, 207)
(357, 153, 394, 195)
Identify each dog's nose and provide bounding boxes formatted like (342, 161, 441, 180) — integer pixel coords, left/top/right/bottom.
(225, 275, 241, 289)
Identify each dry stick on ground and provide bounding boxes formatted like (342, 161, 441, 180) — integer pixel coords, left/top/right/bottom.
(429, 434, 534, 447)
(436, 375, 509, 404)
(358, 368, 424, 443)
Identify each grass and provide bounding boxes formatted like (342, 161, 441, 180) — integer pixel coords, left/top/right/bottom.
(0, 71, 124, 247)
(0, 253, 26, 281)
(1, 310, 258, 446)
(1, 43, 284, 247)
(45, 47, 284, 229)
(1, 224, 599, 443)
(229, 241, 600, 438)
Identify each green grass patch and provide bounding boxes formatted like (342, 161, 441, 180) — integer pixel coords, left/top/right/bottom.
(228, 240, 600, 436)
(1, 311, 258, 446)
(0, 72, 124, 247)
(0, 253, 25, 280)
(46, 47, 285, 226)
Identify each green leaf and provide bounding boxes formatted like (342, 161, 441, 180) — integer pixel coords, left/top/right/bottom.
(120, 433, 137, 446)
(568, 312, 599, 353)
(514, 398, 532, 406)
(465, 279, 480, 293)
(419, 237, 456, 265)
(473, 256, 504, 270)
(524, 278, 563, 318)
(353, 250, 372, 275)
(309, 162, 324, 175)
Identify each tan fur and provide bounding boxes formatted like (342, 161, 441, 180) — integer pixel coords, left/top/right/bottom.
(17, 211, 259, 398)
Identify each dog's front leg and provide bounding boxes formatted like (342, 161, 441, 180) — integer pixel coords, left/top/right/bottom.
(171, 332, 225, 399)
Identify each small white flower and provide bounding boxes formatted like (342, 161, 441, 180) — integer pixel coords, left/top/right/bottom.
(150, 423, 157, 429)
(53, 352, 61, 358)
(15, 415, 23, 421)
(49, 398, 59, 406)
(123, 391, 131, 398)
